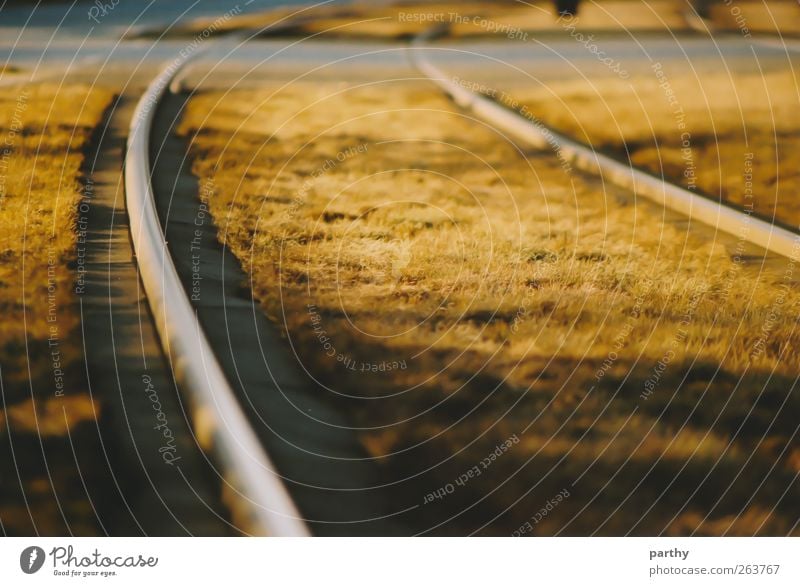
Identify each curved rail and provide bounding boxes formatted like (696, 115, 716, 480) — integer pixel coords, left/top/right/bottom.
(125, 51, 310, 536)
(409, 30, 800, 261)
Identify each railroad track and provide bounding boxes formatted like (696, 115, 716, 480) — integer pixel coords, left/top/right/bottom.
(124, 49, 309, 537)
(402, 29, 800, 537)
(123, 43, 410, 537)
(409, 28, 800, 261)
(116, 30, 798, 537)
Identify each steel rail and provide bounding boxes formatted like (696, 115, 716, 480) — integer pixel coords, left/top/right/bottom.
(409, 30, 800, 261)
(125, 50, 310, 536)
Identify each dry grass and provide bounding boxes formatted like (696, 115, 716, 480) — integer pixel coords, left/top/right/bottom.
(180, 78, 799, 535)
(169, 0, 688, 41)
(0, 82, 113, 534)
(507, 67, 800, 227)
(708, 0, 800, 35)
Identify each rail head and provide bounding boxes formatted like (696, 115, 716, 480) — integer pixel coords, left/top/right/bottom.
(125, 51, 310, 536)
(409, 32, 800, 262)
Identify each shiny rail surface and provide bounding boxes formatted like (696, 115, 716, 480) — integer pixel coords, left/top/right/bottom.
(125, 50, 310, 536)
(410, 30, 800, 261)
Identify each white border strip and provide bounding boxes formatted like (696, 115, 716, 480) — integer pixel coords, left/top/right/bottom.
(410, 33, 800, 260)
(125, 52, 309, 536)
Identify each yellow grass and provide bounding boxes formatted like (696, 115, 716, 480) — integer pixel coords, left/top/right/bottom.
(180, 79, 800, 535)
(0, 82, 113, 534)
(709, 0, 800, 35)
(509, 67, 800, 227)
